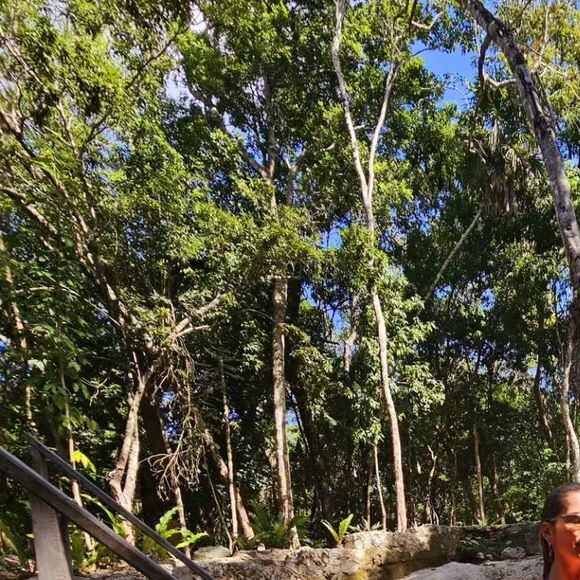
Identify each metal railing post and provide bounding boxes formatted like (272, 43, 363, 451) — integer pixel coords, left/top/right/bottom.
(30, 446, 74, 580)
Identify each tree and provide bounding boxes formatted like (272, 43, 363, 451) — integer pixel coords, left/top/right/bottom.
(458, 0, 580, 481)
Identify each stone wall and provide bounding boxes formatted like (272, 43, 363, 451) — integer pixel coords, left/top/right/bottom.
(171, 523, 541, 580)
(41, 524, 539, 580)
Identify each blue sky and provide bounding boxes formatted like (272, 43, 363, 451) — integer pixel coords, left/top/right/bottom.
(416, 43, 477, 107)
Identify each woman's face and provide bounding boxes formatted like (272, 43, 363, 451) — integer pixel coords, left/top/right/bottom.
(542, 491, 580, 567)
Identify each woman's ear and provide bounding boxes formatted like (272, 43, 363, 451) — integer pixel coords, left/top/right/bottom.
(541, 521, 553, 543)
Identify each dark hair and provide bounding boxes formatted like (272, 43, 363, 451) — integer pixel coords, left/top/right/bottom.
(541, 483, 580, 578)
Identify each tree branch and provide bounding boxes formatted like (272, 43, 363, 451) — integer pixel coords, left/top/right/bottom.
(368, 64, 399, 204)
(331, 0, 369, 199)
(186, 83, 270, 181)
(423, 207, 483, 304)
(0, 186, 59, 239)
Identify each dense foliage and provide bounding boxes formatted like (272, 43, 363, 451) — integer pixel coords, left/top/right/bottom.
(1, 0, 580, 569)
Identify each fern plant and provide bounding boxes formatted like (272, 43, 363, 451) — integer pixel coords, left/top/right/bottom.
(322, 514, 353, 547)
(141, 507, 208, 558)
(176, 529, 208, 549)
(249, 501, 308, 549)
(83, 495, 126, 537)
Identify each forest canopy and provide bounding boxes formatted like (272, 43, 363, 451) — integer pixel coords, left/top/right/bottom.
(1, 0, 580, 562)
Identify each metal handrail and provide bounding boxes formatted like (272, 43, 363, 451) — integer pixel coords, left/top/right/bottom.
(24, 433, 214, 580)
(0, 445, 176, 580)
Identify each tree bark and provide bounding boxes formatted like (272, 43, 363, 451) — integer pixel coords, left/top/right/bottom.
(366, 448, 373, 530)
(373, 442, 388, 530)
(272, 273, 295, 524)
(473, 424, 486, 523)
(109, 367, 148, 513)
(344, 328, 357, 375)
(120, 422, 140, 544)
(219, 359, 239, 546)
(533, 355, 555, 451)
(562, 310, 580, 481)
(491, 456, 505, 525)
(372, 290, 407, 530)
(426, 446, 439, 525)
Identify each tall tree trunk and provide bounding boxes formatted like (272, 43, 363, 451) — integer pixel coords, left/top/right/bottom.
(109, 361, 151, 515)
(119, 422, 140, 544)
(491, 456, 505, 525)
(373, 442, 388, 530)
(366, 448, 373, 530)
(426, 446, 439, 525)
(219, 359, 239, 547)
(332, 0, 407, 530)
(459, 0, 580, 287)
(193, 406, 255, 541)
(372, 289, 407, 530)
(562, 312, 580, 481)
(272, 272, 295, 524)
(344, 327, 357, 375)
(534, 355, 555, 451)
(473, 424, 486, 523)
(451, 452, 458, 526)
(458, 0, 580, 481)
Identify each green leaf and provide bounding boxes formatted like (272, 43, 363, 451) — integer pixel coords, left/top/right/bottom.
(72, 449, 96, 474)
(28, 358, 46, 372)
(176, 531, 208, 549)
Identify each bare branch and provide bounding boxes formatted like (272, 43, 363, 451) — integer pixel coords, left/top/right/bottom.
(331, 0, 369, 198)
(169, 294, 228, 341)
(367, 64, 399, 203)
(478, 34, 493, 86)
(411, 12, 442, 31)
(478, 35, 516, 90)
(423, 207, 483, 304)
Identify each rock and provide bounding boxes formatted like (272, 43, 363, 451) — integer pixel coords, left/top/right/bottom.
(180, 547, 368, 580)
(403, 557, 542, 580)
(403, 561, 495, 580)
(500, 547, 526, 560)
(192, 545, 231, 561)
